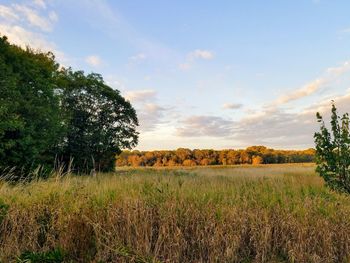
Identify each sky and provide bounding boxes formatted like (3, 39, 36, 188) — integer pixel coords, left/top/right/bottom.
(1, 0, 350, 150)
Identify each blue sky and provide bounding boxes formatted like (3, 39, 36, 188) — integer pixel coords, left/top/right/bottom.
(1, 0, 350, 150)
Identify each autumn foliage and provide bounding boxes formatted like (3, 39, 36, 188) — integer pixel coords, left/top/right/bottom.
(116, 146, 315, 167)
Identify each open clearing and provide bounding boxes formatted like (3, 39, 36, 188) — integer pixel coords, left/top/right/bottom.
(1, 163, 350, 262)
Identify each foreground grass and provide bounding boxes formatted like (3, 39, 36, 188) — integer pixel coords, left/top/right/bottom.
(1, 164, 350, 262)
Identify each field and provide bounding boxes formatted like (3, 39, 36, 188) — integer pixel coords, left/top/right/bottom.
(1, 164, 350, 262)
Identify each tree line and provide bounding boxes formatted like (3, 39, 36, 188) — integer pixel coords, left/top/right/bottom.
(116, 146, 315, 167)
(0, 36, 139, 177)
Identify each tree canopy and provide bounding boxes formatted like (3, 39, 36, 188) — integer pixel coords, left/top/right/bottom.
(0, 36, 62, 175)
(58, 69, 138, 173)
(116, 147, 315, 167)
(0, 36, 139, 176)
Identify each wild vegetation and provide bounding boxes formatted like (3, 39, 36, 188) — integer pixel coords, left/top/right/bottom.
(0, 36, 138, 177)
(116, 146, 315, 167)
(1, 164, 350, 263)
(1, 32, 350, 263)
(315, 103, 350, 194)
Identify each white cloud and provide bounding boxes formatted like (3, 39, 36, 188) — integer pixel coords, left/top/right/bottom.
(231, 93, 350, 149)
(0, 2, 58, 34)
(0, 5, 19, 21)
(138, 103, 168, 131)
(173, 59, 350, 147)
(179, 49, 214, 70)
(123, 89, 170, 132)
(179, 63, 191, 70)
(13, 4, 54, 32)
(129, 53, 146, 61)
(33, 0, 46, 9)
(143, 103, 163, 113)
(49, 11, 58, 22)
(230, 62, 350, 148)
(125, 89, 156, 103)
(85, 55, 103, 67)
(105, 78, 126, 91)
(222, 103, 243, 110)
(233, 108, 313, 147)
(0, 24, 68, 65)
(127, 53, 147, 67)
(0, 24, 54, 51)
(0, 1, 66, 65)
(269, 60, 350, 108)
(274, 78, 325, 106)
(326, 61, 350, 76)
(231, 61, 350, 148)
(220, 59, 350, 148)
(302, 92, 350, 116)
(177, 115, 234, 137)
(190, 49, 214, 60)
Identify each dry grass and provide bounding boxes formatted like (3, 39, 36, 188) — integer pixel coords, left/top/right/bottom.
(1, 164, 350, 262)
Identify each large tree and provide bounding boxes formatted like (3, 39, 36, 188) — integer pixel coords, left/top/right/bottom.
(58, 69, 139, 173)
(0, 36, 62, 175)
(0, 36, 139, 176)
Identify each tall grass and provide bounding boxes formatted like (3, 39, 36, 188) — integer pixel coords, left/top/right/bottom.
(1, 164, 350, 262)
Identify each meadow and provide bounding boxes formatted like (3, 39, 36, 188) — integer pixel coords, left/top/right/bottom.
(1, 164, 350, 262)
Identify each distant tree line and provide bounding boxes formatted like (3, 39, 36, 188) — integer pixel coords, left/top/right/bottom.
(116, 146, 315, 167)
(0, 36, 138, 177)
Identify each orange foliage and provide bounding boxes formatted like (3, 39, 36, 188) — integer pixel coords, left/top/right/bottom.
(116, 146, 315, 167)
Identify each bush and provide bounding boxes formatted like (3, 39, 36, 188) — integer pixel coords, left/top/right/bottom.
(16, 248, 64, 263)
(314, 102, 350, 193)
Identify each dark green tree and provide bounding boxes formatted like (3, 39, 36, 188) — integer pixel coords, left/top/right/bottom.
(314, 103, 350, 193)
(58, 69, 138, 173)
(0, 36, 62, 176)
(0, 35, 139, 177)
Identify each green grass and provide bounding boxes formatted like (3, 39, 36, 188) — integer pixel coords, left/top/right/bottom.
(1, 164, 350, 262)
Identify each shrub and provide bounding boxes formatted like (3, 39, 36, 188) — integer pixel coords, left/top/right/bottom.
(314, 102, 350, 193)
(16, 248, 64, 263)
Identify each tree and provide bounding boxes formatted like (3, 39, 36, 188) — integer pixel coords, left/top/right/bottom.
(58, 69, 139, 173)
(0, 35, 139, 177)
(252, 156, 263, 165)
(175, 148, 192, 163)
(115, 147, 316, 167)
(314, 103, 350, 193)
(0, 36, 62, 175)
(183, 159, 196, 166)
(226, 150, 240, 164)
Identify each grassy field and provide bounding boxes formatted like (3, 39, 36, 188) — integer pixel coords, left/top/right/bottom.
(1, 164, 350, 262)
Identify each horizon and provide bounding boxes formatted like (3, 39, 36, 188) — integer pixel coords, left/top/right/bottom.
(119, 146, 316, 152)
(1, 0, 350, 150)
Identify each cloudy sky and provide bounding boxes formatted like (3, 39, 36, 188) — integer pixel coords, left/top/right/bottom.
(1, 0, 350, 150)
